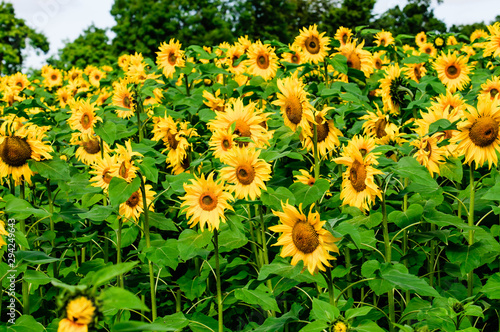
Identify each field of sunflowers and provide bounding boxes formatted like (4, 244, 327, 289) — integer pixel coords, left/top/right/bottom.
(2, 22, 500, 332)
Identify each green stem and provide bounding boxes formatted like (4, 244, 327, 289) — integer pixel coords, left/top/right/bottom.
(214, 229, 224, 332)
(141, 176, 157, 321)
(184, 74, 190, 96)
(135, 86, 144, 142)
(382, 191, 395, 332)
(402, 178, 410, 313)
(117, 218, 123, 288)
(258, 205, 275, 317)
(19, 181, 30, 315)
(47, 180, 57, 278)
(176, 289, 181, 312)
(467, 165, 475, 298)
(249, 205, 262, 268)
(345, 248, 353, 300)
(325, 267, 335, 306)
(313, 122, 320, 181)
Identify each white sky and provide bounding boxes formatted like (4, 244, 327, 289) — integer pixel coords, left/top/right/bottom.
(5, 0, 500, 70)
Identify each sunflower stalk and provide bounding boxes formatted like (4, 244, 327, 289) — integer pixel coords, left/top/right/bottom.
(116, 218, 124, 288)
(381, 189, 395, 332)
(47, 180, 57, 278)
(402, 178, 411, 319)
(20, 180, 30, 315)
(345, 247, 353, 300)
(313, 121, 320, 181)
(248, 205, 262, 268)
(140, 175, 157, 322)
(467, 165, 475, 298)
(134, 86, 144, 142)
(213, 229, 224, 332)
(258, 205, 275, 317)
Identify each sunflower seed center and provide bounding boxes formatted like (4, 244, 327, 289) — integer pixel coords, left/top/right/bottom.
(83, 138, 101, 154)
(350, 159, 367, 192)
(167, 131, 179, 150)
(81, 114, 91, 129)
(168, 53, 177, 65)
(200, 192, 218, 211)
(374, 118, 388, 138)
(490, 89, 499, 99)
(126, 191, 140, 207)
(103, 169, 113, 184)
(257, 55, 269, 69)
(446, 65, 460, 79)
(305, 36, 320, 54)
(292, 219, 319, 254)
(0, 136, 32, 167)
(236, 164, 255, 185)
(285, 95, 303, 125)
(291, 54, 299, 63)
(469, 116, 499, 147)
(123, 96, 131, 108)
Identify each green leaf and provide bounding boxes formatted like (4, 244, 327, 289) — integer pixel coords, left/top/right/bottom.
(428, 119, 454, 134)
(108, 176, 141, 207)
(137, 157, 159, 183)
(78, 205, 113, 222)
(91, 262, 138, 288)
(329, 54, 348, 74)
(380, 263, 440, 297)
(99, 287, 150, 312)
(218, 216, 248, 252)
(95, 121, 117, 145)
(311, 298, 339, 322)
(481, 273, 500, 299)
(446, 242, 486, 276)
(439, 156, 463, 183)
(393, 157, 440, 195)
(345, 306, 373, 320)
(299, 320, 330, 332)
(4, 195, 50, 220)
(30, 159, 71, 181)
(112, 321, 181, 331)
(291, 179, 330, 207)
(361, 260, 380, 278)
(258, 257, 303, 280)
(6, 315, 44, 331)
(252, 303, 301, 332)
(234, 286, 281, 312)
(483, 181, 500, 201)
(261, 187, 295, 210)
(352, 320, 385, 332)
(177, 229, 212, 261)
(144, 239, 179, 270)
(388, 204, 423, 228)
(24, 270, 52, 286)
(16, 251, 59, 264)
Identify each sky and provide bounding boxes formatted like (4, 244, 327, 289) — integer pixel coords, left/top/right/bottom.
(5, 0, 500, 70)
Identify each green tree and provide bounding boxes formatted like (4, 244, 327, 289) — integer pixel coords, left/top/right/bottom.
(0, 1, 49, 75)
(48, 25, 114, 69)
(320, 0, 376, 36)
(372, 0, 446, 37)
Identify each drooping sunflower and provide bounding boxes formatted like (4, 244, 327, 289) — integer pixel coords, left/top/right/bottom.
(180, 172, 234, 232)
(334, 26, 353, 47)
(300, 108, 343, 157)
(294, 24, 330, 64)
(68, 100, 102, 137)
(433, 51, 473, 92)
(452, 98, 500, 168)
(415, 31, 427, 47)
(110, 140, 142, 183)
(411, 134, 447, 177)
(269, 202, 340, 275)
(152, 116, 192, 166)
(237, 35, 252, 52)
(57, 296, 96, 332)
(374, 30, 395, 47)
(372, 51, 389, 71)
(0, 124, 53, 185)
(334, 146, 383, 212)
(112, 82, 134, 119)
(245, 41, 278, 81)
(272, 74, 315, 136)
(89, 153, 116, 192)
(208, 98, 270, 148)
(203, 89, 225, 112)
(209, 128, 237, 162)
(119, 184, 155, 221)
(294, 169, 316, 186)
(71, 133, 109, 166)
(380, 64, 408, 115)
(350, 135, 377, 157)
(157, 39, 185, 79)
(479, 76, 500, 101)
(336, 40, 373, 81)
(404, 62, 427, 83)
(219, 147, 271, 200)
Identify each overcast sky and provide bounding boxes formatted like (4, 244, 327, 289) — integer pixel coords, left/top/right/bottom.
(5, 0, 500, 70)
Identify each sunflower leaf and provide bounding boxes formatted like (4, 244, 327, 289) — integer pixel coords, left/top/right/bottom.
(108, 176, 141, 207)
(234, 286, 281, 312)
(99, 287, 150, 312)
(91, 261, 138, 288)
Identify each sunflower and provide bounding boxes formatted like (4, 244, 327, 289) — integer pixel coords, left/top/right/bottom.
(269, 202, 340, 275)
(372, 51, 389, 71)
(272, 74, 315, 136)
(9, 73, 30, 91)
(180, 172, 234, 232)
(0, 124, 53, 185)
(415, 31, 427, 47)
(89, 153, 116, 192)
(380, 64, 407, 115)
(226, 44, 246, 75)
(57, 296, 95, 332)
(119, 184, 155, 221)
(294, 24, 330, 64)
(350, 135, 377, 156)
(471, 29, 489, 42)
(479, 76, 500, 101)
(334, 146, 382, 212)
(208, 98, 270, 149)
(152, 116, 191, 166)
(87, 68, 105, 87)
(434, 36, 445, 48)
(334, 26, 353, 47)
(411, 134, 447, 177)
(95, 88, 112, 106)
(68, 100, 102, 137)
(67, 67, 83, 82)
(71, 133, 109, 166)
(245, 41, 278, 80)
(374, 30, 395, 47)
(404, 62, 427, 83)
(43, 67, 63, 89)
(118, 54, 131, 70)
(56, 87, 73, 108)
(419, 42, 437, 57)
(110, 140, 142, 182)
(203, 89, 225, 112)
(336, 40, 373, 81)
(157, 39, 185, 79)
(300, 108, 342, 157)
(112, 82, 134, 119)
(452, 98, 500, 169)
(209, 128, 237, 162)
(219, 147, 271, 200)
(433, 51, 473, 92)
(0, 220, 9, 248)
(281, 43, 305, 65)
(360, 106, 404, 145)
(483, 23, 500, 58)
(447, 35, 458, 46)
(294, 169, 316, 186)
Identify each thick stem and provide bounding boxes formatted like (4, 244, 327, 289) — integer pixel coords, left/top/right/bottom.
(326, 267, 335, 306)
(313, 122, 320, 181)
(402, 179, 410, 312)
(176, 289, 182, 312)
(258, 205, 275, 317)
(117, 218, 123, 288)
(19, 181, 30, 315)
(214, 229, 224, 332)
(47, 180, 57, 278)
(345, 248, 353, 299)
(467, 165, 475, 298)
(382, 192, 395, 332)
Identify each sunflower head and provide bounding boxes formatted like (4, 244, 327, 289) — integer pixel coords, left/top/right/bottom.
(295, 24, 330, 64)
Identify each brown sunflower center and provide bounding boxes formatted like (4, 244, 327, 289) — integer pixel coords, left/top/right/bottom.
(119, 161, 129, 178)
(94, 74, 100, 80)
(374, 118, 388, 138)
(305, 36, 320, 55)
(346, 52, 361, 70)
(82, 139, 101, 154)
(414, 65, 422, 80)
(380, 38, 388, 47)
(81, 113, 92, 129)
(307, 177, 315, 186)
(257, 54, 269, 69)
(16, 81, 23, 88)
(233, 120, 251, 147)
(375, 59, 382, 70)
(51, 74, 57, 81)
(222, 138, 231, 150)
(199, 192, 218, 211)
(424, 140, 432, 154)
(446, 64, 460, 79)
(285, 95, 303, 125)
(469, 116, 499, 147)
(167, 131, 179, 150)
(168, 52, 177, 65)
(123, 96, 131, 108)
(292, 219, 319, 254)
(424, 46, 432, 54)
(349, 159, 367, 192)
(490, 88, 499, 99)
(314, 116, 329, 142)
(291, 54, 299, 63)
(103, 169, 113, 184)
(342, 34, 349, 44)
(126, 192, 140, 207)
(236, 164, 255, 185)
(360, 148, 368, 157)
(0, 136, 32, 167)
